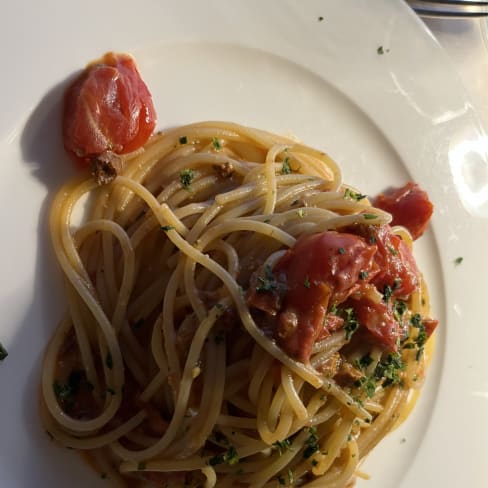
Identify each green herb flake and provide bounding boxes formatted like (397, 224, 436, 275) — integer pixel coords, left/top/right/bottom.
(137, 462, 146, 471)
(179, 136, 188, 145)
(303, 276, 311, 289)
(273, 439, 293, 456)
(311, 459, 319, 466)
(410, 313, 422, 327)
(180, 169, 195, 188)
(359, 271, 369, 280)
(363, 213, 378, 220)
(344, 188, 366, 201)
(209, 446, 240, 466)
(212, 137, 222, 151)
(105, 352, 113, 370)
(288, 469, 294, 485)
(161, 225, 175, 232)
(281, 157, 292, 175)
(338, 307, 359, 340)
(388, 245, 398, 256)
(355, 376, 377, 398)
(303, 427, 319, 459)
(0, 342, 8, 361)
(359, 354, 373, 369)
(383, 284, 393, 302)
(297, 208, 305, 218)
(377, 46, 390, 55)
(454, 256, 463, 265)
(338, 247, 346, 255)
(393, 300, 407, 322)
(374, 352, 405, 387)
(256, 265, 277, 293)
(53, 370, 83, 410)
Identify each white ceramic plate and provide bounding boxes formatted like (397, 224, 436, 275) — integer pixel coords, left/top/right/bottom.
(1, 1, 487, 487)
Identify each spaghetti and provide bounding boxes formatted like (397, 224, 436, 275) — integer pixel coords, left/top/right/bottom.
(41, 121, 436, 488)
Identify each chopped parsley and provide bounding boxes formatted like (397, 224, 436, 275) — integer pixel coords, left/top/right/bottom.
(287, 469, 294, 485)
(388, 245, 398, 256)
(256, 265, 277, 293)
(412, 319, 427, 361)
(212, 137, 222, 150)
(338, 247, 346, 255)
(393, 300, 408, 322)
(454, 256, 463, 265)
(303, 426, 319, 459)
(209, 446, 240, 466)
(281, 157, 292, 174)
(311, 459, 319, 467)
(338, 307, 359, 340)
(377, 46, 390, 55)
(374, 352, 405, 387)
(180, 168, 194, 188)
(383, 284, 393, 302)
(273, 439, 293, 455)
(359, 270, 369, 280)
(355, 375, 377, 398)
(410, 313, 422, 327)
(355, 353, 373, 370)
(53, 370, 84, 411)
(318, 16, 324, 22)
(363, 213, 378, 220)
(105, 352, 113, 370)
(161, 225, 175, 232)
(0, 342, 8, 361)
(179, 135, 188, 145)
(296, 208, 305, 218)
(344, 188, 366, 201)
(303, 276, 311, 288)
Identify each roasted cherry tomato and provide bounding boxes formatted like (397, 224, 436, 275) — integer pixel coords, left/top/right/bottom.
(373, 182, 433, 240)
(63, 52, 157, 166)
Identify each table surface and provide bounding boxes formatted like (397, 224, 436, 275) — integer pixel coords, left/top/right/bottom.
(426, 17, 488, 128)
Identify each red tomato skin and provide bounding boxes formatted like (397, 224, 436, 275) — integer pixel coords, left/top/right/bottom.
(350, 296, 401, 351)
(365, 225, 419, 298)
(374, 182, 433, 240)
(273, 231, 378, 362)
(63, 52, 157, 165)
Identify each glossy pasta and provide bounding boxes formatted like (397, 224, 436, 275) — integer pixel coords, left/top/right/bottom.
(41, 121, 434, 488)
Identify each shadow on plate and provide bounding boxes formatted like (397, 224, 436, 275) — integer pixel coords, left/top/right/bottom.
(0, 75, 105, 487)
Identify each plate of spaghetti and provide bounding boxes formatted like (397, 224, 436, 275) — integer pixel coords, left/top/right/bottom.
(1, 1, 488, 488)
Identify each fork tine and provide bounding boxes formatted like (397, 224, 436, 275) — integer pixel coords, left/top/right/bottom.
(406, 0, 488, 18)
(415, 0, 488, 5)
(412, 8, 488, 17)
